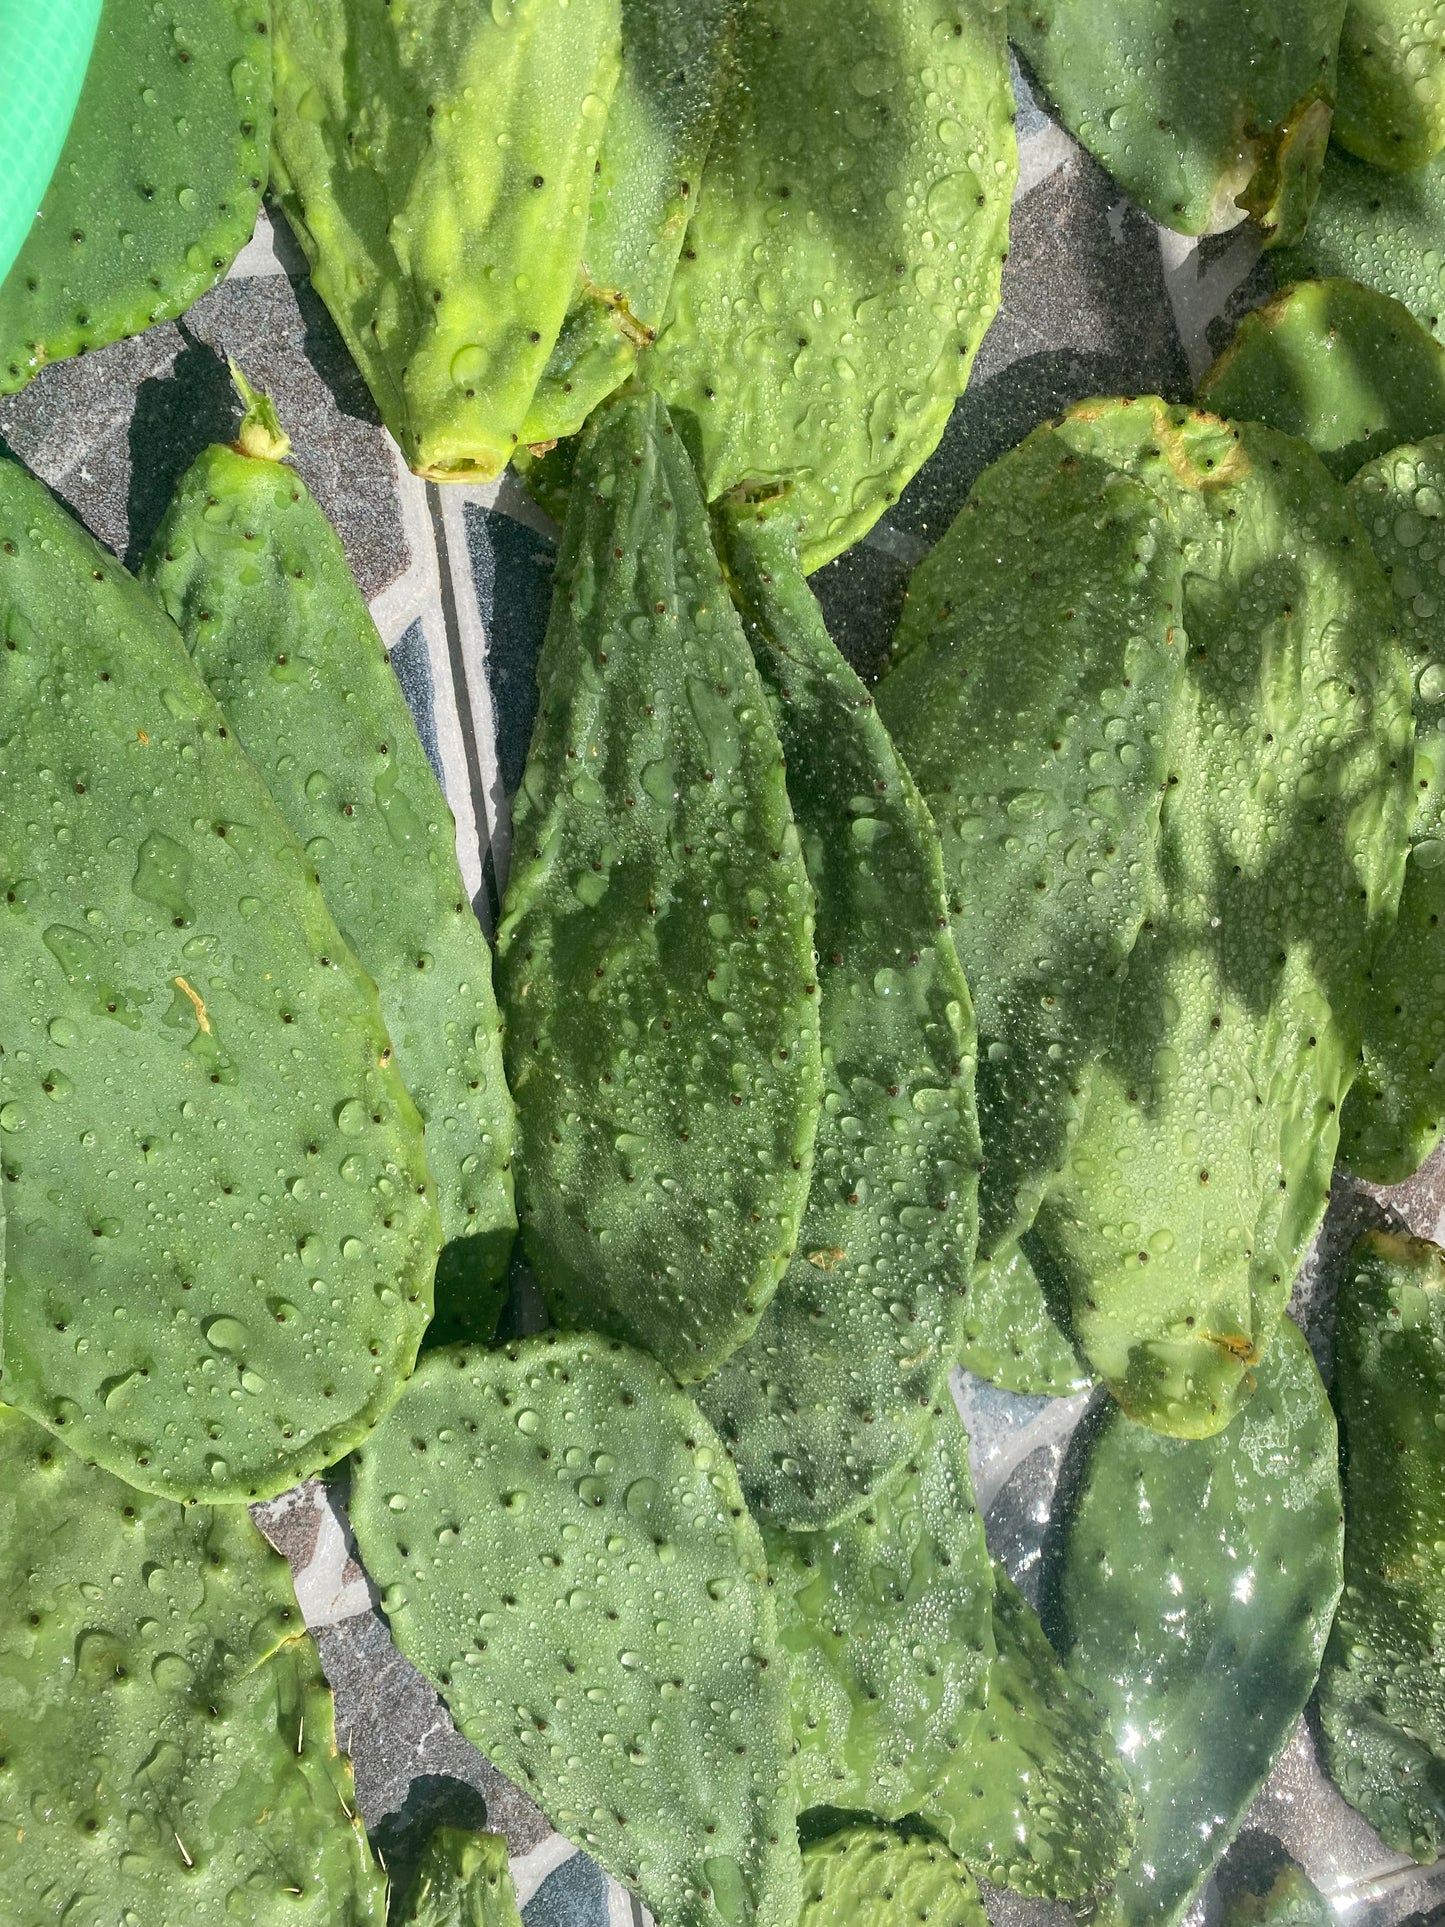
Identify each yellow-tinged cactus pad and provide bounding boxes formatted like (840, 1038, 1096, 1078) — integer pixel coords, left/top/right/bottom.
(392, 1828, 524, 1927)
(1335, 0, 1445, 172)
(798, 1827, 987, 1927)
(0, 1401, 386, 1926)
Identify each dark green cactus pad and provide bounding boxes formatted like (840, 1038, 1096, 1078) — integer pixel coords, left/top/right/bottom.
(925, 1568, 1135, 1899)
(0, 0, 271, 395)
(763, 1420, 994, 1820)
(1335, 0, 1445, 170)
(1010, 0, 1343, 244)
(142, 382, 516, 1340)
(958, 1236, 1091, 1396)
(1055, 1315, 1344, 1927)
(349, 1332, 801, 1927)
(270, 0, 621, 479)
(1274, 143, 1445, 342)
(1223, 1863, 1333, 1927)
(649, 0, 1015, 573)
(1199, 280, 1445, 483)
(798, 1827, 987, 1927)
(0, 451, 439, 1500)
(1036, 400, 1411, 1438)
(0, 1401, 386, 1926)
(496, 393, 820, 1382)
(876, 423, 1187, 1270)
(392, 1828, 524, 1927)
(691, 511, 979, 1526)
(1317, 1230, 1445, 1863)
(520, 0, 734, 444)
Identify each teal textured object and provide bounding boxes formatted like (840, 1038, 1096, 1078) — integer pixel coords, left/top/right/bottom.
(1275, 143, 1445, 341)
(0, 451, 439, 1502)
(0, 1402, 386, 1926)
(350, 1333, 801, 1927)
(143, 378, 516, 1341)
(1056, 1316, 1344, 1927)
(0, 0, 99, 291)
(392, 1830, 524, 1927)
(693, 510, 980, 1527)
(798, 1829, 987, 1927)
(1317, 1230, 1445, 1862)
(496, 393, 820, 1382)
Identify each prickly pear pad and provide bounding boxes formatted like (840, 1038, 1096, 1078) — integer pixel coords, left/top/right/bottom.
(349, 1333, 801, 1927)
(496, 393, 820, 1381)
(0, 0, 271, 395)
(143, 388, 516, 1339)
(763, 1421, 994, 1820)
(1011, 0, 1344, 243)
(959, 1240, 1091, 1397)
(1318, 1230, 1445, 1862)
(270, 0, 620, 479)
(1055, 1316, 1343, 1927)
(650, 0, 1015, 572)
(1274, 144, 1445, 344)
(1334, 0, 1445, 170)
(1223, 1864, 1334, 1927)
(0, 453, 439, 1501)
(694, 512, 980, 1528)
(392, 1828, 524, 1927)
(877, 425, 1187, 1269)
(925, 1568, 1135, 1898)
(798, 1827, 987, 1927)
(1038, 401, 1411, 1437)
(0, 1402, 386, 1927)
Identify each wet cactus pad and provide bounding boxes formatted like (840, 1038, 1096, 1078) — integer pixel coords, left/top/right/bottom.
(798, 1827, 987, 1927)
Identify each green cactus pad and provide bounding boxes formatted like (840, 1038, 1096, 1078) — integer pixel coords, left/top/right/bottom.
(763, 1420, 994, 1819)
(1223, 1863, 1333, 1927)
(142, 381, 516, 1340)
(1055, 1315, 1344, 1927)
(798, 1827, 987, 1927)
(1335, 0, 1445, 170)
(1317, 1230, 1445, 1862)
(1198, 280, 1445, 483)
(0, 0, 271, 395)
(519, 0, 734, 445)
(0, 451, 439, 1501)
(349, 1332, 801, 1927)
(958, 1237, 1091, 1396)
(1036, 400, 1411, 1438)
(1274, 144, 1445, 341)
(496, 393, 820, 1381)
(876, 423, 1187, 1270)
(649, 0, 1015, 572)
(392, 1828, 524, 1927)
(0, 1401, 386, 1926)
(271, 0, 621, 480)
(924, 1568, 1135, 1899)
(690, 511, 979, 1526)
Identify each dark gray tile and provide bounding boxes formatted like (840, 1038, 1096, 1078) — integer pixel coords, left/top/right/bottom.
(523, 1851, 610, 1927)
(465, 502, 556, 799)
(390, 619, 444, 788)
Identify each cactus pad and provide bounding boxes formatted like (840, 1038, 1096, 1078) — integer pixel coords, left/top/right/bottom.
(349, 1332, 801, 1927)
(763, 1421, 994, 1820)
(270, 0, 621, 479)
(1334, 1, 1445, 172)
(958, 1238, 1091, 1396)
(1274, 143, 1445, 342)
(0, 1401, 386, 1926)
(143, 379, 516, 1340)
(0, 451, 438, 1501)
(1223, 1864, 1334, 1927)
(1055, 1315, 1344, 1927)
(693, 512, 979, 1526)
(1317, 1230, 1445, 1862)
(798, 1827, 987, 1927)
(393, 1829, 524, 1927)
(496, 393, 820, 1381)
(0, 0, 271, 394)
(649, 0, 1016, 572)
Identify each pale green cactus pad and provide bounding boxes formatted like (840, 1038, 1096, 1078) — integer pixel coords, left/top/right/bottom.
(496, 393, 820, 1382)
(0, 0, 271, 395)
(1223, 1863, 1334, 1927)
(1055, 1316, 1344, 1927)
(1274, 144, 1445, 341)
(1317, 1230, 1445, 1863)
(142, 378, 516, 1340)
(798, 1827, 987, 1927)
(1198, 280, 1445, 483)
(1035, 400, 1411, 1438)
(925, 1568, 1135, 1899)
(649, 0, 1016, 572)
(520, 0, 734, 444)
(0, 451, 439, 1502)
(692, 511, 980, 1527)
(1010, 0, 1344, 243)
(392, 1828, 524, 1927)
(763, 1421, 994, 1820)
(271, 0, 620, 479)
(349, 1333, 801, 1927)
(1335, 0, 1445, 172)
(958, 1237, 1091, 1396)
(0, 1402, 386, 1926)
(876, 423, 1187, 1272)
